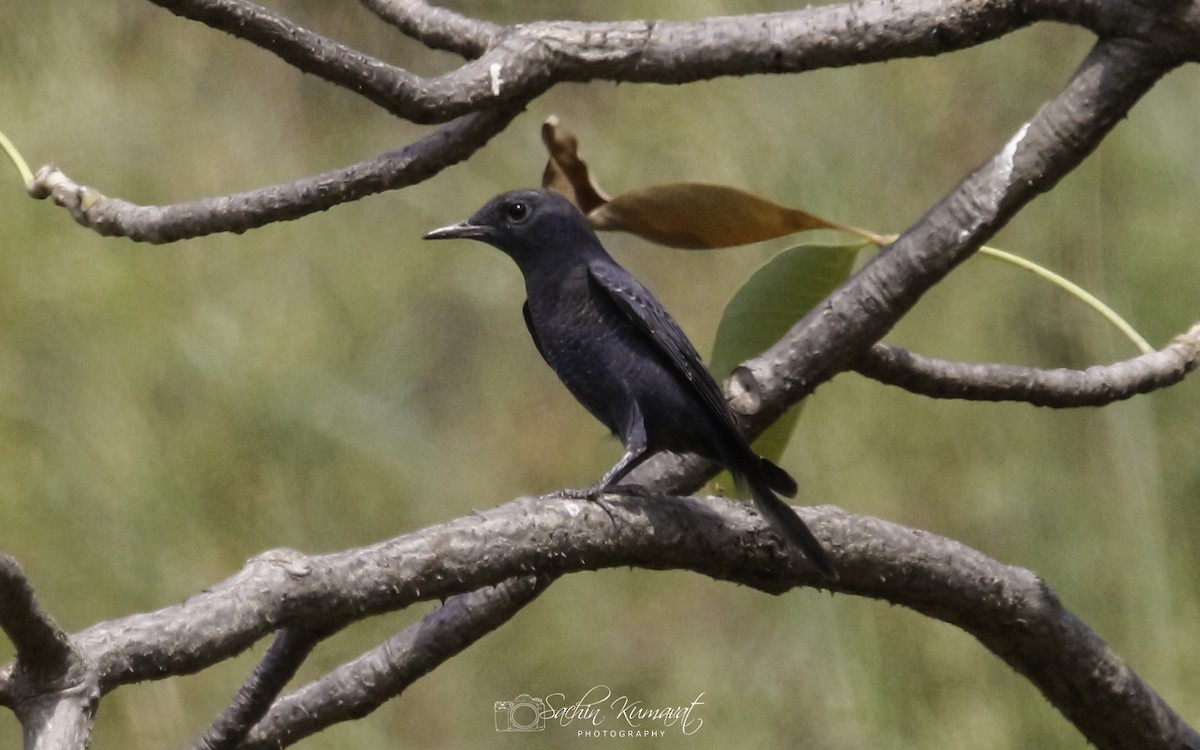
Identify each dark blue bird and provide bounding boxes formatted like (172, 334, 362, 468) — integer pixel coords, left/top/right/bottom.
(424, 189, 834, 578)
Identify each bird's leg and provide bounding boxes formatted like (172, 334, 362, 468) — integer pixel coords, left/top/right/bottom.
(552, 449, 651, 501)
(597, 448, 650, 491)
(594, 407, 656, 498)
(556, 405, 652, 500)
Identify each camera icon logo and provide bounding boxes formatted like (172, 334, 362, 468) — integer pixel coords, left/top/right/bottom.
(494, 693, 546, 732)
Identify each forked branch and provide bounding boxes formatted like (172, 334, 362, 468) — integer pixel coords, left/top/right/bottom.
(7, 1, 1199, 749)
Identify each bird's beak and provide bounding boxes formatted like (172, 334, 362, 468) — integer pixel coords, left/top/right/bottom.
(423, 221, 490, 241)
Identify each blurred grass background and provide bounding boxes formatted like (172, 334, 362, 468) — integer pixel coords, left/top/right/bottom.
(2, 1, 1198, 748)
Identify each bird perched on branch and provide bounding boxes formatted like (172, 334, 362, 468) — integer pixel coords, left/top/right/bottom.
(424, 189, 835, 578)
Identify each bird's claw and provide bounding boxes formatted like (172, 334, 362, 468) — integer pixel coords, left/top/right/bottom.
(552, 486, 597, 500)
(605, 483, 656, 500)
(550, 485, 623, 524)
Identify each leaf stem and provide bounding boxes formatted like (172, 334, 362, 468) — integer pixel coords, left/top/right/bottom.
(0, 129, 34, 187)
(977, 245, 1153, 354)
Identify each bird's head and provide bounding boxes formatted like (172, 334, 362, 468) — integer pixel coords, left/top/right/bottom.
(423, 189, 599, 268)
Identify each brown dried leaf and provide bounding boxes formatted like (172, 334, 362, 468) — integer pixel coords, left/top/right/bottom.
(540, 116, 610, 214)
(588, 182, 860, 249)
(538, 117, 887, 248)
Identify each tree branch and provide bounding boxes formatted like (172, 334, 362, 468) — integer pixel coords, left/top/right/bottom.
(193, 626, 329, 750)
(3, 494, 1191, 749)
(240, 574, 555, 749)
(359, 0, 500, 59)
(725, 38, 1174, 433)
(0, 557, 98, 750)
(10, 2, 1199, 748)
(0, 556, 73, 691)
(27, 105, 523, 243)
(144, 0, 1200, 125)
(853, 321, 1200, 406)
(26, 1, 1190, 250)
(627, 37, 1175, 494)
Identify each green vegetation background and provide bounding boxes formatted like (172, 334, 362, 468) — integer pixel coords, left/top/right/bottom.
(2, 1, 1198, 747)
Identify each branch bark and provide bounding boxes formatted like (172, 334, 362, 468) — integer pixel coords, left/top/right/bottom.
(359, 0, 499, 58)
(0, 557, 73, 689)
(2, 495, 1193, 749)
(240, 574, 555, 749)
(628, 36, 1175, 492)
(192, 626, 329, 750)
(853, 321, 1200, 406)
(145, 0, 1200, 124)
(0, 557, 98, 750)
(28, 106, 523, 243)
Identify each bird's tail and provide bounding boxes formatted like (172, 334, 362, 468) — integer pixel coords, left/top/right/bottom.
(746, 473, 836, 580)
(759, 456, 798, 498)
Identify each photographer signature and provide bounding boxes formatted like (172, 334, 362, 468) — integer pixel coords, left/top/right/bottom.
(542, 685, 705, 735)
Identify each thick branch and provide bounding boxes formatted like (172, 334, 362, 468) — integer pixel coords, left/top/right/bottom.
(1, 494, 1188, 750)
(145, 0, 1200, 125)
(721, 39, 1173, 433)
(854, 321, 1200, 406)
(29, 2, 1189, 245)
(240, 574, 555, 749)
(9, 4, 1197, 750)
(627, 37, 1174, 494)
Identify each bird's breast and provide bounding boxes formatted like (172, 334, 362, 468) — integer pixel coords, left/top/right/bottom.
(524, 270, 649, 425)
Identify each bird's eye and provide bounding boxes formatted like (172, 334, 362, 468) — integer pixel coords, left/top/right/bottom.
(505, 201, 530, 223)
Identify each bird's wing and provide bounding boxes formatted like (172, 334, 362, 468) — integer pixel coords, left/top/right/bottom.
(586, 262, 736, 432)
(522, 300, 548, 362)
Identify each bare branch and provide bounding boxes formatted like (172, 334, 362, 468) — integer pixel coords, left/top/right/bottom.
(3, 493, 1185, 750)
(144, 0, 1200, 125)
(27, 106, 522, 243)
(146, 0, 430, 122)
(359, 0, 500, 58)
(0, 560, 97, 750)
(0, 556, 73, 691)
(240, 574, 555, 749)
(626, 38, 1175, 498)
(9, 3, 1199, 749)
(14, 688, 98, 750)
(853, 321, 1200, 406)
(722, 39, 1174, 436)
(27, 3, 1188, 249)
(193, 626, 330, 750)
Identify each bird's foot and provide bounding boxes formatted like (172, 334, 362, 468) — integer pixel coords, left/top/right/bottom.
(552, 486, 598, 500)
(604, 483, 657, 500)
(550, 485, 625, 524)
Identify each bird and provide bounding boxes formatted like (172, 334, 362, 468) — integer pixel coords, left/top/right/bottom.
(424, 188, 835, 578)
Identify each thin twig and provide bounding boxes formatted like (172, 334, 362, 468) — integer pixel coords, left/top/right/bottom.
(358, 0, 500, 58)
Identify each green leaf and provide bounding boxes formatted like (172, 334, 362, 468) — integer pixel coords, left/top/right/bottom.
(710, 243, 865, 471)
